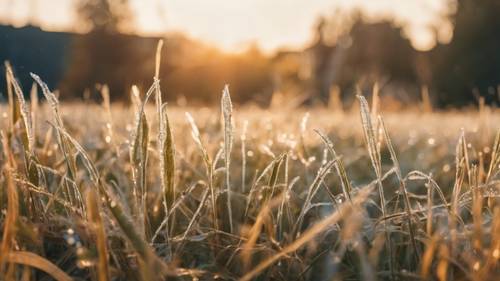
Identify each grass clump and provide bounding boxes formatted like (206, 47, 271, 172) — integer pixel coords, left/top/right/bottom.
(0, 60, 499, 281)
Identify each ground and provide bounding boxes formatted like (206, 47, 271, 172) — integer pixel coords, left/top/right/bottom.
(0, 96, 499, 280)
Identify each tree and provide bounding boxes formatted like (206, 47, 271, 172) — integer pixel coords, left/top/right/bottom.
(432, 0, 500, 106)
(59, 0, 149, 101)
(304, 15, 420, 105)
(77, 0, 132, 33)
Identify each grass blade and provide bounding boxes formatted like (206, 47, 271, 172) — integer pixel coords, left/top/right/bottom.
(6, 63, 35, 153)
(222, 85, 234, 233)
(4, 251, 72, 281)
(85, 188, 110, 281)
(357, 94, 394, 277)
(160, 103, 176, 212)
(378, 115, 420, 265)
(314, 129, 352, 202)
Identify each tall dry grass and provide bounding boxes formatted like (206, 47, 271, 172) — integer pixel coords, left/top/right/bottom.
(0, 58, 499, 280)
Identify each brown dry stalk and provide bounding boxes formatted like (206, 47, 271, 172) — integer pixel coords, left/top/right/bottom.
(4, 251, 72, 281)
(0, 132, 19, 277)
(85, 189, 110, 281)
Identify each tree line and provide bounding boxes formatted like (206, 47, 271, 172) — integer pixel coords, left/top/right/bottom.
(2, 0, 500, 107)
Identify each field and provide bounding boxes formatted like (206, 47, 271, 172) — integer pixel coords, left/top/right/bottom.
(0, 69, 499, 281)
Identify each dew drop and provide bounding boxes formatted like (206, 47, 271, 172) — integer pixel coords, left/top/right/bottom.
(493, 248, 499, 259)
(76, 247, 85, 255)
(473, 261, 480, 271)
(77, 259, 95, 268)
(67, 237, 76, 245)
(442, 164, 451, 172)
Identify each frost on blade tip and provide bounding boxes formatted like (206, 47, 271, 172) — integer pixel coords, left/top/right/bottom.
(357, 95, 381, 175)
(130, 82, 156, 156)
(160, 103, 175, 211)
(7, 65, 34, 152)
(185, 112, 203, 151)
(221, 84, 234, 233)
(185, 112, 211, 175)
(222, 85, 233, 112)
(357, 95, 371, 131)
(54, 124, 100, 185)
(221, 84, 233, 145)
(30, 73, 59, 108)
(185, 112, 200, 139)
(221, 84, 233, 158)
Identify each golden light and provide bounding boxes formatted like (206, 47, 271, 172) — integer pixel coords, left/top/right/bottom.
(0, 0, 452, 52)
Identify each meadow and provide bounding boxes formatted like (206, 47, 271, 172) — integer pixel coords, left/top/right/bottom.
(0, 61, 499, 280)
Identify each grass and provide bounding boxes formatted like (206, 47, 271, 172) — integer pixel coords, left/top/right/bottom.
(0, 63, 499, 280)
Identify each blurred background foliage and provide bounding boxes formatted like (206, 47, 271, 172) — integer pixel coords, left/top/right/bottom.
(0, 0, 500, 108)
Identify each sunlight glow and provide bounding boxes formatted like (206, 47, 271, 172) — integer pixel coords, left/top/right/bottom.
(0, 0, 452, 52)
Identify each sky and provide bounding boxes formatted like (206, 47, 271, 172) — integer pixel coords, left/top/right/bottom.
(0, 0, 453, 53)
